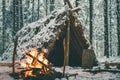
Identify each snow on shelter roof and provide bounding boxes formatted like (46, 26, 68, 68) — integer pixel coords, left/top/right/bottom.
(1, 6, 90, 61)
(17, 8, 66, 51)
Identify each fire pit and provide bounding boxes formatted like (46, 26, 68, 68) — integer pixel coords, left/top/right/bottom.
(20, 48, 50, 76)
(12, 48, 63, 79)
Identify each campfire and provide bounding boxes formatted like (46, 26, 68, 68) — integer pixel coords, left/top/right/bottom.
(12, 47, 64, 79)
(20, 48, 50, 77)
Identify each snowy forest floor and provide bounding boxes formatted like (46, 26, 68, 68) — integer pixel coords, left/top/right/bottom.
(0, 65, 120, 80)
(0, 57, 120, 80)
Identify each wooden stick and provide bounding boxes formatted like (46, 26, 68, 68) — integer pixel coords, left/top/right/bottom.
(63, 18, 70, 77)
(63, 38, 67, 77)
(13, 36, 18, 73)
(31, 51, 40, 66)
(66, 17, 70, 66)
(66, 0, 73, 9)
(84, 69, 120, 73)
(0, 62, 13, 67)
(66, 73, 78, 79)
(70, 7, 81, 12)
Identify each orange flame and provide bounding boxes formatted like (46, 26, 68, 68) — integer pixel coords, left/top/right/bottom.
(20, 48, 49, 77)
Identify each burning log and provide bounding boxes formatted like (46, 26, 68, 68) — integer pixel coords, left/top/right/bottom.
(24, 51, 56, 73)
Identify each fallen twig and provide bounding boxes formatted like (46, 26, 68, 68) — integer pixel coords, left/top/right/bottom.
(0, 62, 13, 67)
(84, 69, 120, 73)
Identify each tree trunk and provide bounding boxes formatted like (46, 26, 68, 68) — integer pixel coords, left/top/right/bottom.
(89, 0, 93, 44)
(13, 36, 18, 73)
(116, 0, 120, 56)
(76, 0, 79, 7)
(2, 0, 6, 54)
(104, 0, 109, 58)
(16, 0, 19, 29)
(46, 0, 48, 15)
(32, 0, 35, 22)
(13, 0, 19, 36)
(37, 0, 40, 20)
(26, 0, 30, 24)
(50, 0, 55, 13)
(26, 0, 30, 8)
(19, 0, 23, 28)
(109, 0, 112, 56)
(13, 0, 16, 36)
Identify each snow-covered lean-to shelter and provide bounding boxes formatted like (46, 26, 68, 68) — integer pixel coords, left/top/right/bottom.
(1, 2, 96, 67)
(16, 6, 92, 66)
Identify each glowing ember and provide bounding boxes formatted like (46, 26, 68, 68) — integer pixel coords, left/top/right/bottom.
(20, 48, 49, 77)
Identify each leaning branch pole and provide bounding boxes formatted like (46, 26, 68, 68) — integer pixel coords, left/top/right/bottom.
(63, 0, 72, 77)
(13, 36, 18, 74)
(63, 17, 70, 77)
(66, 17, 70, 65)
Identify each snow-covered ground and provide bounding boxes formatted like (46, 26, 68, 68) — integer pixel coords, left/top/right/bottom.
(54, 66, 120, 80)
(0, 65, 120, 80)
(97, 56, 120, 63)
(0, 50, 120, 80)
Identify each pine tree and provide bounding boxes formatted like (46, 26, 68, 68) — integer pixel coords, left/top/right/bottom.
(2, 0, 6, 54)
(116, 0, 120, 56)
(20, 0, 23, 28)
(37, 0, 40, 20)
(32, 0, 35, 22)
(13, 0, 19, 36)
(46, 0, 48, 15)
(104, 0, 109, 58)
(109, 0, 112, 56)
(89, 0, 93, 44)
(76, 0, 79, 7)
(50, 0, 55, 13)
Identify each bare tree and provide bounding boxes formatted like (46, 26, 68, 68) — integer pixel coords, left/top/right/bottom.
(46, 0, 48, 15)
(116, 0, 120, 56)
(13, 0, 19, 36)
(19, 0, 23, 28)
(104, 0, 109, 58)
(32, 0, 35, 22)
(76, 0, 79, 7)
(50, 0, 55, 13)
(2, 0, 6, 54)
(109, 0, 112, 56)
(89, 0, 93, 44)
(37, 0, 40, 20)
